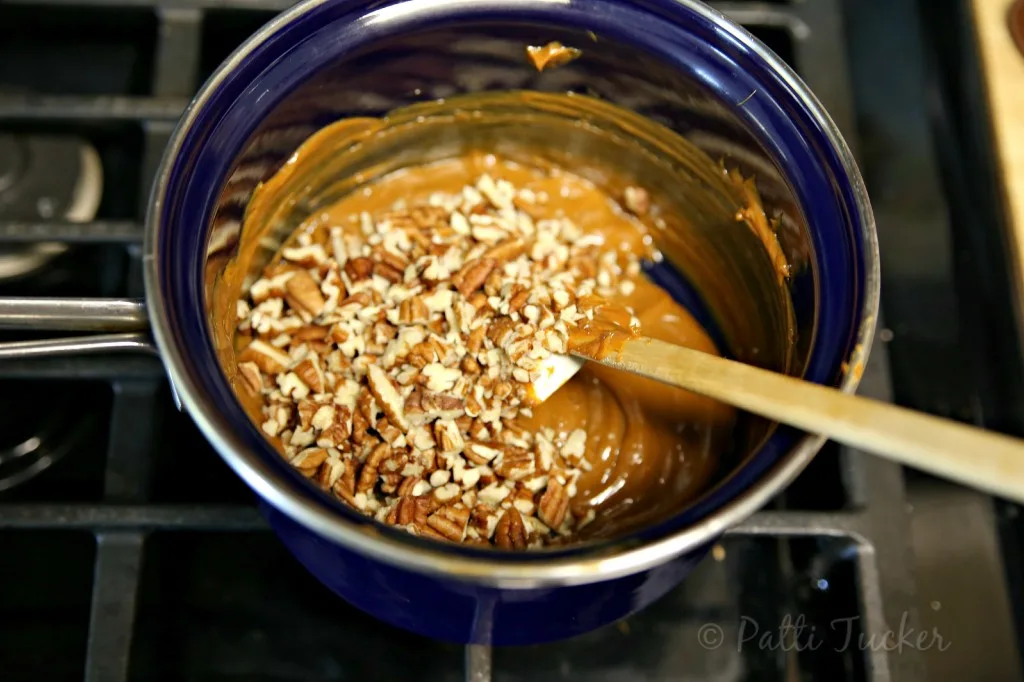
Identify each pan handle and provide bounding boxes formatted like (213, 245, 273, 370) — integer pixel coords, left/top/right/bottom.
(0, 297, 156, 357)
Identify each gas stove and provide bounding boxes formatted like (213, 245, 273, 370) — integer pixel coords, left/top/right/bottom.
(0, 0, 1021, 681)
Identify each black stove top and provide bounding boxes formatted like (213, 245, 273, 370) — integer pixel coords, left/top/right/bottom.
(0, 0, 1021, 681)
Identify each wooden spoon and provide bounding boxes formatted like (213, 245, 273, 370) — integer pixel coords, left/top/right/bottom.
(530, 337, 1024, 503)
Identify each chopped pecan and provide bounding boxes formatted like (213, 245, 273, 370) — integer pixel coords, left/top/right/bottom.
(380, 471, 403, 495)
(494, 447, 535, 481)
(344, 256, 375, 281)
(357, 442, 391, 493)
(433, 482, 462, 502)
(317, 407, 351, 448)
(332, 458, 357, 501)
(414, 495, 442, 525)
(483, 268, 504, 297)
(291, 325, 330, 343)
(494, 508, 528, 550)
(507, 288, 530, 315)
(487, 317, 516, 348)
(285, 270, 326, 317)
(314, 456, 346, 490)
(399, 296, 430, 324)
(482, 237, 526, 262)
(421, 390, 465, 420)
(464, 441, 502, 466)
(452, 258, 497, 297)
(537, 479, 569, 529)
(374, 260, 403, 283)
(376, 417, 404, 445)
(411, 523, 448, 540)
(386, 496, 418, 526)
(433, 418, 464, 455)
(351, 402, 371, 445)
(404, 388, 428, 426)
(397, 476, 427, 497)
(511, 486, 537, 516)
(337, 290, 372, 309)
(366, 363, 409, 430)
(239, 339, 291, 375)
(378, 249, 409, 272)
(470, 505, 499, 539)
(293, 353, 325, 393)
(238, 361, 264, 395)
(468, 291, 489, 311)
(427, 504, 471, 542)
(290, 447, 327, 477)
(296, 398, 318, 429)
(460, 355, 481, 375)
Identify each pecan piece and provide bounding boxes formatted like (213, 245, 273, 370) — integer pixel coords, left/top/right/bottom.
(378, 249, 409, 273)
(293, 353, 325, 393)
(494, 508, 528, 550)
(421, 390, 465, 420)
(337, 290, 372, 309)
(317, 407, 351, 448)
(493, 447, 535, 481)
(427, 504, 471, 542)
(237, 361, 263, 395)
(386, 496, 418, 526)
(296, 398, 318, 430)
(399, 296, 430, 324)
(507, 288, 530, 315)
(291, 325, 330, 343)
(380, 471, 403, 495)
(366, 363, 409, 430)
(487, 317, 516, 348)
(482, 237, 526, 262)
(460, 355, 481, 375)
(464, 441, 502, 466)
(538, 479, 569, 529)
(285, 269, 326, 317)
(357, 442, 391, 493)
(511, 486, 537, 516)
(332, 460, 357, 502)
(397, 476, 429, 497)
(376, 417, 404, 446)
(344, 256, 375, 281)
(414, 495, 442, 525)
(238, 339, 291, 375)
(374, 260, 403, 283)
(290, 447, 327, 478)
(314, 456, 346, 490)
(351, 404, 371, 445)
(452, 258, 497, 297)
(433, 418, 464, 455)
(466, 325, 487, 354)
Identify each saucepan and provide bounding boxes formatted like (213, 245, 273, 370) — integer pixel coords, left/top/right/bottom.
(0, 0, 876, 644)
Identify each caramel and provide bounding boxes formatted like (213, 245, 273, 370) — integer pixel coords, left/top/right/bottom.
(247, 153, 735, 541)
(209, 90, 797, 544)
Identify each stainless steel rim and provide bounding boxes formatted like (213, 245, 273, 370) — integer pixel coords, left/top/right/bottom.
(142, 0, 880, 588)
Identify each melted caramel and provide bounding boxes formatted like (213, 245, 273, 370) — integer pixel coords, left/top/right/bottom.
(525, 42, 583, 72)
(209, 90, 799, 542)
(255, 153, 735, 539)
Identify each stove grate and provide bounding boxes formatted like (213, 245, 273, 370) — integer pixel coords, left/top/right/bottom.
(0, 2, 939, 681)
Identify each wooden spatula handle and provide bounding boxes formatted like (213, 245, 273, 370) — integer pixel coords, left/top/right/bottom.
(598, 337, 1024, 503)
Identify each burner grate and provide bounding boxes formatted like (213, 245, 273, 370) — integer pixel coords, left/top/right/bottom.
(0, 1, 974, 681)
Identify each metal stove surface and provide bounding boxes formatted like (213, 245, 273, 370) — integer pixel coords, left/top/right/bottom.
(0, 0, 1021, 681)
